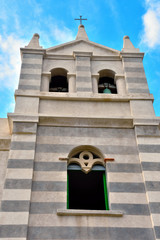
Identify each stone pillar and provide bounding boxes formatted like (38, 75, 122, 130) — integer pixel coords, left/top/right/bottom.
(41, 72, 51, 91)
(92, 74, 99, 93)
(0, 117, 38, 240)
(19, 50, 44, 91)
(114, 74, 126, 95)
(134, 122, 160, 240)
(67, 73, 76, 93)
(74, 51, 92, 93)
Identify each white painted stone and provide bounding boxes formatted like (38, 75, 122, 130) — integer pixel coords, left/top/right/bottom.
(41, 72, 51, 91)
(15, 97, 39, 114)
(115, 74, 126, 95)
(19, 80, 40, 86)
(35, 152, 67, 162)
(148, 192, 160, 202)
(6, 169, 33, 179)
(31, 191, 66, 202)
(26, 33, 42, 49)
(122, 35, 139, 52)
(92, 75, 99, 93)
(137, 137, 160, 145)
(36, 136, 137, 146)
(110, 192, 148, 204)
(39, 100, 130, 117)
(143, 171, 160, 181)
(67, 74, 76, 93)
(125, 71, 146, 78)
(151, 214, 160, 226)
(139, 153, 160, 162)
(0, 119, 10, 137)
(9, 150, 35, 160)
(108, 173, 143, 183)
(23, 58, 42, 64)
(0, 151, 9, 207)
(29, 213, 152, 228)
(0, 212, 29, 225)
(12, 134, 36, 142)
(2, 189, 31, 200)
(21, 68, 42, 74)
(33, 171, 67, 181)
(130, 100, 155, 117)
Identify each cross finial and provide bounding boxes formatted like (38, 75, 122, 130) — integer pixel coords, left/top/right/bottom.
(75, 15, 87, 25)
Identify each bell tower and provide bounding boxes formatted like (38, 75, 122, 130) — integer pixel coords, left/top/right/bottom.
(0, 23, 160, 240)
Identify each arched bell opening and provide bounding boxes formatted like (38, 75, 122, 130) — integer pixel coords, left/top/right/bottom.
(98, 69, 117, 94)
(49, 68, 68, 92)
(67, 145, 109, 211)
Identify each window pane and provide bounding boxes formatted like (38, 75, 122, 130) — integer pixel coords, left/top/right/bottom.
(68, 170, 107, 210)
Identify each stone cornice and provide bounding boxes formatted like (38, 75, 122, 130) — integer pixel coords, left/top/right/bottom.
(38, 116, 133, 128)
(7, 113, 160, 130)
(45, 54, 74, 60)
(7, 113, 39, 134)
(44, 54, 121, 61)
(120, 52, 144, 59)
(20, 48, 46, 55)
(92, 55, 121, 61)
(73, 51, 93, 58)
(133, 118, 160, 126)
(15, 90, 154, 102)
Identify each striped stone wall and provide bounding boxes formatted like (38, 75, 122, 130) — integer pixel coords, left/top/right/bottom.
(27, 126, 155, 240)
(0, 122, 37, 240)
(18, 53, 43, 91)
(122, 57, 150, 94)
(135, 125, 160, 240)
(0, 151, 9, 208)
(75, 55, 92, 92)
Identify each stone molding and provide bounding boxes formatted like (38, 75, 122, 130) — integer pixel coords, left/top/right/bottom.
(73, 51, 93, 58)
(15, 89, 154, 102)
(57, 209, 123, 217)
(92, 74, 99, 78)
(67, 73, 76, 77)
(39, 116, 133, 128)
(92, 55, 120, 61)
(68, 150, 105, 173)
(45, 54, 74, 60)
(20, 48, 45, 56)
(8, 114, 39, 134)
(120, 52, 144, 59)
(44, 54, 121, 61)
(114, 74, 125, 80)
(42, 72, 51, 77)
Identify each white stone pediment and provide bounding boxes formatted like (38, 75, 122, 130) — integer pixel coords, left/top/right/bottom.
(46, 40, 120, 56)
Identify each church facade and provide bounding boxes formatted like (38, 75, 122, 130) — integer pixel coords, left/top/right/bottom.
(0, 24, 160, 240)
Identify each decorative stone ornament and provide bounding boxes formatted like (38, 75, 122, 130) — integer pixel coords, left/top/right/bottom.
(68, 150, 105, 173)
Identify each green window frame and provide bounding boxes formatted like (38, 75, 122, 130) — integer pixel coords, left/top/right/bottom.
(67, 164, 109, 210)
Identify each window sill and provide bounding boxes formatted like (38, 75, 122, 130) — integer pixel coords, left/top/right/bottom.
(57, 209, 123, 217)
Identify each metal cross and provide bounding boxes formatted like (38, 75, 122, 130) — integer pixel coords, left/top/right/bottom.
(75, 16, 87, 25)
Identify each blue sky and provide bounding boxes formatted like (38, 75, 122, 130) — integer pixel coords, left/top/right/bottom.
(0, 0, 160, 117)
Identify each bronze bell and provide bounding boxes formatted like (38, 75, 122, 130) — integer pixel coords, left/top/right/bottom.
(103, 88, 111, 94)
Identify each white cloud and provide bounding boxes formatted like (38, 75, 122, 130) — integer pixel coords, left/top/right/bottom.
(51, 25, 75, 44)
(141, 0, 160, 48)
(0, 34, 27, 90)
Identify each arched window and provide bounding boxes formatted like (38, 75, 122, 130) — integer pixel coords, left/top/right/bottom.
(49, 68, 68, 92)
(67, 147, 109, 211)
(98, 70, 117, 94)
